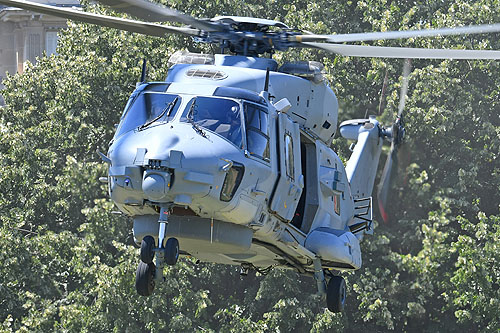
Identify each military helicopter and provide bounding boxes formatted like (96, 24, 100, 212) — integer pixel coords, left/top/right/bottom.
(2, 0, 500, 313)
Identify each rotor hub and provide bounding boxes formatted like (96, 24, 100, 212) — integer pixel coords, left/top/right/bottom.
(392, 117, 405, 146)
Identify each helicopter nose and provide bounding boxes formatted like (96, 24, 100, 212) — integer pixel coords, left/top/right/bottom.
(109, 128, 181, 167)
(142, 172, 171, 201)
(108, 123, 240, 210)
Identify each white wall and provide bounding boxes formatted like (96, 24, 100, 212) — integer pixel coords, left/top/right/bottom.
(0, 1, 78, 104)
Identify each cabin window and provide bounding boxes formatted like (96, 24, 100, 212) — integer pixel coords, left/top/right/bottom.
(244, 102, 270, 161)
(115, 92, 181, 137)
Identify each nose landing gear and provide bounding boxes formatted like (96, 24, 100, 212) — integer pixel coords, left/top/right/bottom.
(135, 207, 179, 296)
(135, 261, 156, 296)
(164, 237, 180, 265)
(140, 235, 155, 264)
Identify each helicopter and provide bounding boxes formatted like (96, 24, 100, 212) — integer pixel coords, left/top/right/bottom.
(1, 0, 499, 313)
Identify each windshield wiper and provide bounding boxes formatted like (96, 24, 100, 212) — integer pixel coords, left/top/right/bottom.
(187, 98, 206, 138)
(139, 96, 179, 130)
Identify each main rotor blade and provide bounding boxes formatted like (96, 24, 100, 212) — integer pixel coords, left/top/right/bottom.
(0, 0, 199, 37)
(95, 0, 221, 31)
(293, 23, 500, 43)
(302, 42, 500, 59)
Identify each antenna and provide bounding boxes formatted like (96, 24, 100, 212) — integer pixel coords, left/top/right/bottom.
(264, 67, 270, 92)
(140, 59, 147, 83)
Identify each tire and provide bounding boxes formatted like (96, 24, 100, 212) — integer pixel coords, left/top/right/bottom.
(326, 276, 346, 313)
(165, 238, 179, 265)
(135, 261, 156, 296)
(140, 236, 155, 264)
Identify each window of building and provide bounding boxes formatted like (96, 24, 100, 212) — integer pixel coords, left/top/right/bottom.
(27, 33, 41, 63)
(45, 31, 58, 56)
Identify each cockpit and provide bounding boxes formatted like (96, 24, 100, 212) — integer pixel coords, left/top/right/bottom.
(115, 92, 182, 137)
(180, 96, 243, 147)
(114, 87, 271, 161)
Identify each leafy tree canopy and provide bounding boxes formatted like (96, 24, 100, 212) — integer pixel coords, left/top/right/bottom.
(0, 0, 499, 331)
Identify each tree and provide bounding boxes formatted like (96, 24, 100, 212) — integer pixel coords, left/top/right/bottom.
(1, 0, 499, 331)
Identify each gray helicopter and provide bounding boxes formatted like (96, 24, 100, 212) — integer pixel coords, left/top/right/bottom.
(2, 0, 500, 313)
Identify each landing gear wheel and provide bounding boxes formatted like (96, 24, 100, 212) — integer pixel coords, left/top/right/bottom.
(135, 261, 156, 296)
(326, 276, 346, 313)
(140, 236, 155, 264)
(165, 237, 179, 265)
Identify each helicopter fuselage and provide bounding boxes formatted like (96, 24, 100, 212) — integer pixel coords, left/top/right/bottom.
(107, 54, 381, 276)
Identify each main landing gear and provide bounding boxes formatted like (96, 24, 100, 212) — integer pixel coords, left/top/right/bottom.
(313, 258, 346, 313)
(326, 276, 346, 313)
(135, 207, 179, 296)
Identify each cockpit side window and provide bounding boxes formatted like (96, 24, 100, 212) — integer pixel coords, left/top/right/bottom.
(181, 97, 243, 148)
(244, 102, 270, 161)
(115, 92, 181, 138)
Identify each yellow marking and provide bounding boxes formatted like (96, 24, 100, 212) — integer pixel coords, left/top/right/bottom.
(296, 36, 302, 42)
(210, 218, 214, 244)
(284, 201, 287, 209)
(216, 185, 219, 190)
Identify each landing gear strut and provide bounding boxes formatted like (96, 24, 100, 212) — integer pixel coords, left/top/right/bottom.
(135, 206, 179, 296)
(312, 257, 346, 313)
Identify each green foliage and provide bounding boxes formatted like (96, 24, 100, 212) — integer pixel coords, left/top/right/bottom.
(450, 213, 500, 330)
(1, 0, 499, 331)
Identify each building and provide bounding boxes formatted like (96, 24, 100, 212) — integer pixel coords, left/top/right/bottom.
(0, 0, 79, 104)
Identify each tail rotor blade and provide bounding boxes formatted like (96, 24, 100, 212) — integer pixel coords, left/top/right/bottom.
(377, 142, 397, 223)
(377, 59, 411, 223)
(398, 59, 411, 117)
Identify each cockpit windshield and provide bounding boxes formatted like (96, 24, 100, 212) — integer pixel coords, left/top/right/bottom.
(181, 96, 243, 147)
(244, 102, 270, 161)
(115, 92, 181, 138)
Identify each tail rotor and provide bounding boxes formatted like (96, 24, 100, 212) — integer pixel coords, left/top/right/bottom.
(377, 59, 411, 223)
